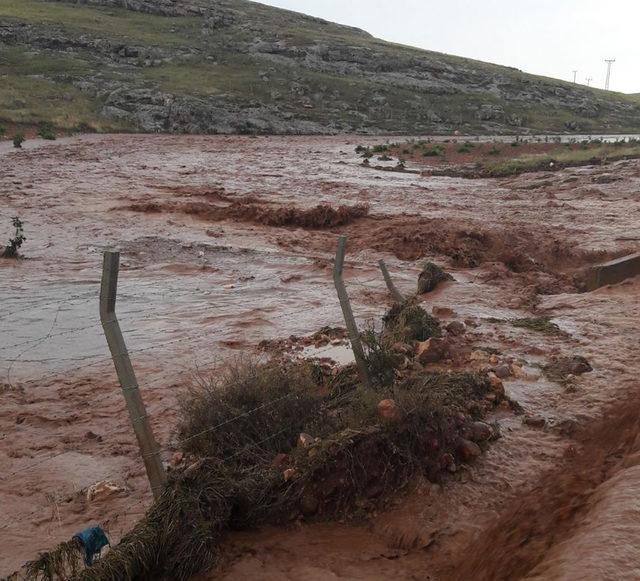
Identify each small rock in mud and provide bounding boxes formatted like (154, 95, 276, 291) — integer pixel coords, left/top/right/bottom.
(377, 399, 402, 422)
(84, 430, 103, 442)
(440, 453, 456, 472)
(493, 365, 511, 379)
(298, 433, 315, 448)
(446, 321, 466, 336)
(417, 262, 454, 294)
(416, 337, 449, 364)
(433, 306, 455, 318)
(523, 415, 546, 428)
(544, 355, 593, 381)
(271, 453, 291, 468)
(457, 439, 482, 462)
(466, 421, 494, 443)
(487, 372, 506, 398)
(283, 468, 298, 482)
(299, 490, 319, 516)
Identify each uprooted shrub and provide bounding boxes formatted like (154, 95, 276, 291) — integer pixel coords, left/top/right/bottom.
(2, 217, 26, 258)
(177, 359, 323, 465)
(417, 261, 453, 294)
(382, 302, 441, 343)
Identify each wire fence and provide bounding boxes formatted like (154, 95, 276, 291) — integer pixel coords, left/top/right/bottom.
(0, 255, 400, 547)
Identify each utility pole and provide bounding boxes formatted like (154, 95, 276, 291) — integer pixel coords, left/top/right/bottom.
(604, 59, 615, 91)
(572, 70, 578, 84)
(586, 77, 593, 87)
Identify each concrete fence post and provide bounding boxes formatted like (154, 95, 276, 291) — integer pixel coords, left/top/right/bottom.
(333, 236, 371, 390)
(100, 250, 166, 499)
(378, 259, 405, 303)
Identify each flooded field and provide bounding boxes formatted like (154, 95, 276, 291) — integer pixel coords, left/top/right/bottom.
(2, 134, 640, 579)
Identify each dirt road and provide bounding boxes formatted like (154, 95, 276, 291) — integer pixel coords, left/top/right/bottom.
(1, 135, 639, 579)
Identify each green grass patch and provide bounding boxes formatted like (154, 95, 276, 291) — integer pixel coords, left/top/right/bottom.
(511, 317, 569, 337)
(0, 0, 202, 46)
(484, 143, 640, 177)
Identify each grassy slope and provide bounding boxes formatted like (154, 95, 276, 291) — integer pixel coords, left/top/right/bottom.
(0, 0, 639, 134)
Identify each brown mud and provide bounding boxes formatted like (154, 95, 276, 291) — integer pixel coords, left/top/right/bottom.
(1, 134, 640, 579)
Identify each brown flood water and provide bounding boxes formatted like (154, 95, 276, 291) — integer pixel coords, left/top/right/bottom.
(1, 135, 640, 579)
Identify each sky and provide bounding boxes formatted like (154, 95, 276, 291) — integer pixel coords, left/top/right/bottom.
(259, 0, 640, 94)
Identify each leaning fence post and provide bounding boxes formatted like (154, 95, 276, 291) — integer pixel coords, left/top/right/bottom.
(333, 236, 371, 390)
(100, 250, 166, 499)
(378, 259, 405, 303)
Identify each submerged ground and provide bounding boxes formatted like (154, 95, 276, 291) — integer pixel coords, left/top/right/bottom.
(1, 135, 640, 579)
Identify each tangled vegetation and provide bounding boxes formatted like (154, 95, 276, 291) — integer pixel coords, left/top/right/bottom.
(13, 303, 504, 581)
(2, 216, 26, 258)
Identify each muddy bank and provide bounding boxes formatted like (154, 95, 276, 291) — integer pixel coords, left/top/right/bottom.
(448, 394, 640, 581)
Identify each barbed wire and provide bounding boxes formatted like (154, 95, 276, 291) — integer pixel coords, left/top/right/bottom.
(0, 335, 344, 482)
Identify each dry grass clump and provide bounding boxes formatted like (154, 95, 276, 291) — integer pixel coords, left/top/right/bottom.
(178, 359, 323, 466)
(382, 302, 441, 343)
(19, 540, 85, 581)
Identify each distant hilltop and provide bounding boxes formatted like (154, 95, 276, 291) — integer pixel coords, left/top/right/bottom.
(1, 0, 639, 134)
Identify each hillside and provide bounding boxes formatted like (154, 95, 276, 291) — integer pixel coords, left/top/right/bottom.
(1, 0, 639, 135)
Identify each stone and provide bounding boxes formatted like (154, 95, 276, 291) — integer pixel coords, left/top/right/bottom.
(487, 372, 505, 398)
(298, 433, 315, 448)
(467, 421, 494, 442)
(440, 453, 456, 472)
(416, 338, 449, 365)
(171, 451, 184, 466)
(446, 321, 466, 336)
(457, 439, 482, 462)
(377, 399, 402, 422)
(271, 453, 290, 468)
(299, 490, 319, 516)
(494, 365, 511, 379)
(283, 468, 298, 482)
(523, 415, 546, 428)
(433, 306, 455, 318)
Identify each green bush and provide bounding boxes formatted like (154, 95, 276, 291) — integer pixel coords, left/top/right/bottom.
(37, 122, 56, 140)
(2, 217, 26, 258)
(423, 145, 445, 157)
(12, 133, 25, 148)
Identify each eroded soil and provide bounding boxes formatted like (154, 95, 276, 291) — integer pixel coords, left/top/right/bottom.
(1, 135, 640, 579)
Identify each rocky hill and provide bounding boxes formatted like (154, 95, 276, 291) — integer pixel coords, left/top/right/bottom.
(1, 0, 639, 134)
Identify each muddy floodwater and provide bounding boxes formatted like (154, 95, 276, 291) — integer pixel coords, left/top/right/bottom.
(2, 134, 640, 579)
